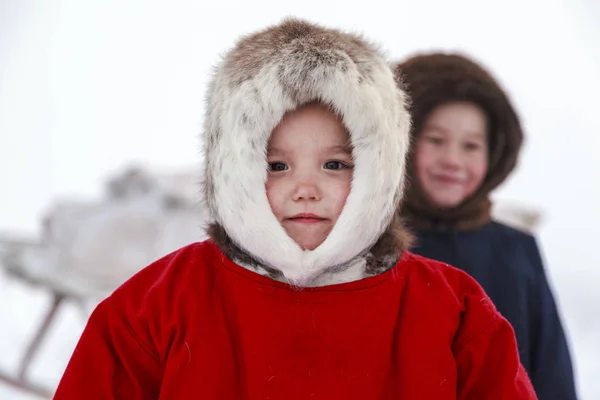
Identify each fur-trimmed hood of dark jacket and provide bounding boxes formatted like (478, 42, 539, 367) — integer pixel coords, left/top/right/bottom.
(394, 53, 524, 230)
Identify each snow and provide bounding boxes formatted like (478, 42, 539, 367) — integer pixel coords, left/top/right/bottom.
(1, 0, 599, 398)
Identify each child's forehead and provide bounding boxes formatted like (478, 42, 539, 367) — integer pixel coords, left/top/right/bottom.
(267, 104, 352, 153)
(422, 122, 487, 142)
(268, 143, 352, 155)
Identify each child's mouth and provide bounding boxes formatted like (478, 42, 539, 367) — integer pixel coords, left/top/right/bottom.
(433, 174, 463, 184)
(287, 214, 327, 224)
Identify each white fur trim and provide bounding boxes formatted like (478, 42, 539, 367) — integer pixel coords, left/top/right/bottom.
(202, 19, 410, 285)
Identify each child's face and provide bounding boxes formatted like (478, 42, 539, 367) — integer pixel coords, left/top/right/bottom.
(266, 104, 353, 251)
(415, 101, 488, 209)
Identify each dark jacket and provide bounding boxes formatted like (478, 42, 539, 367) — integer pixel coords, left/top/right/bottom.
(411, 221, 577, 399)
(394, 53, 578, 399)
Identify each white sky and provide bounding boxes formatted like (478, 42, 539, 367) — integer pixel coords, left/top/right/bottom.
(1, 0, 599, 397)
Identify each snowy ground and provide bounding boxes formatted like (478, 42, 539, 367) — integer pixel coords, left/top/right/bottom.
(0, 257, 599, 399)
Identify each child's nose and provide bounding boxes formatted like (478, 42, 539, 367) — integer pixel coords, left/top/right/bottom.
(292, 181, 321, 201)
(440, 146, 462, 168)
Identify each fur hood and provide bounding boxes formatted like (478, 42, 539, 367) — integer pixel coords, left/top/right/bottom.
(201, 18, 412, 286)
(394, 53, 524, 230)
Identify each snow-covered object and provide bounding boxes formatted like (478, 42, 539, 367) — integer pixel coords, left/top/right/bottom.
(0, 166, 206, 302)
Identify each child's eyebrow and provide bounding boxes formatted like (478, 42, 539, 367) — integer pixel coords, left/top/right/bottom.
(422, 124, 447, 134)
(326, 145, 353, 154)
(466, 131, 487, 140)
(266, 147, 284, 155)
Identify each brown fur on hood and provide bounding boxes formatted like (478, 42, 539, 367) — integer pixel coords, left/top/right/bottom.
(393, 53, 524, 230)
(201, 19, 412, 286)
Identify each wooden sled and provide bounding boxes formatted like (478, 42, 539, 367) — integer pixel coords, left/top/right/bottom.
(0, 166, 205, 398)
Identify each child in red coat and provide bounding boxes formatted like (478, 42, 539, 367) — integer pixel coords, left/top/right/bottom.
(54, 18, 537, 399)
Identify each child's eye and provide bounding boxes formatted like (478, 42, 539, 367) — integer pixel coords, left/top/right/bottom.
(268, 162, 288, 172)
(464, 142, 483, 151)
(324, 161, 347, 170)
(425, 136, 444, 145)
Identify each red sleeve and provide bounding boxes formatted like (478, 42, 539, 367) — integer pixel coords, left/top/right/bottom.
(53, 298, 163, 399)
(454, 300, 538, 400)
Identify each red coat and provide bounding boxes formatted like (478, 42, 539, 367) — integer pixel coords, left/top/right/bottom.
(54, 241, 537, 399)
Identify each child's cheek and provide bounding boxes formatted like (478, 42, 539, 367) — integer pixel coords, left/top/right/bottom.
(468, 154, 488, 193)
(265, 179, 276, 211)
(414, 143, 433, 186)
(333, 174, 352, 216)
(265, 178, 284, 220)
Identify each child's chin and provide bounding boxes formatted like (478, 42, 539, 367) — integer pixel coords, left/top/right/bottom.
(294, 238, 324, 251)
(286, 229, 329, 251)
(299, 242, 321, 251)
(430, 192, 467, 209)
